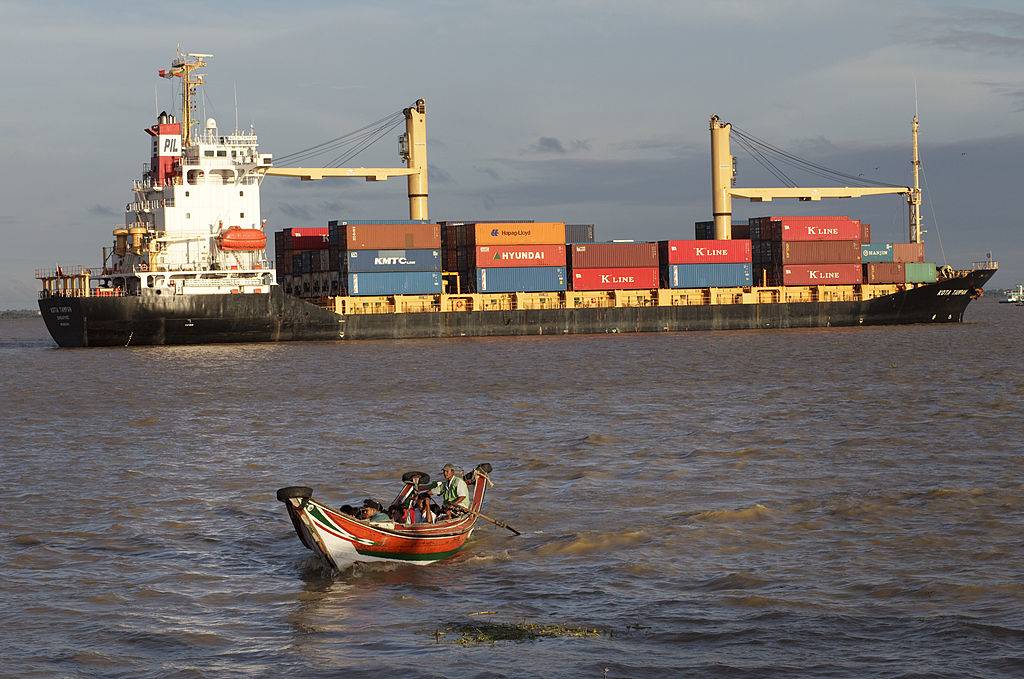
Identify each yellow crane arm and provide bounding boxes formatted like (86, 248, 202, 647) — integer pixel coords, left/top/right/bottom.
(729, 186, 910, 202)
(263, 167, 418, 182)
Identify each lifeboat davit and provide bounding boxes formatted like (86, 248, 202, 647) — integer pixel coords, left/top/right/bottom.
(217, 227, 267, 251)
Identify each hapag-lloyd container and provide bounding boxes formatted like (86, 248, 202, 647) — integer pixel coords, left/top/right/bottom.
(344, 223, 441, 250)
(660, 239, 752, 264)
(904, 261, 937, 283)
(347, 271, 442, 296)
(570, 243, 659, 268)
(861, 243, 894, 263)
(475, 266, 567, 292)
(664, 263, 753, 288)
(571, 267, 659, 291)
(864, 262, 905, 283)
(781, 263, 863, 285)
(473, 222, 566, 246)
(474, 244, 566, 268)
(345, 249, 441, 273)
(893, 242, 925, 263)
(782, 240, 861, 264)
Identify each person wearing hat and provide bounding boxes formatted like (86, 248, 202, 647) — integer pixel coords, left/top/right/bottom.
(427, 463, 470, 519)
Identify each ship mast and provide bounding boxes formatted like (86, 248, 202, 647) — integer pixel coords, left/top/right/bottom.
(159, 52, 211, 147)
(909, 114, 923, 244)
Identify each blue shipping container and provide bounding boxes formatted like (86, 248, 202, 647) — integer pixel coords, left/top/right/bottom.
(664, 263, 752, 288)
(347, 272, 442, 296)
(346, 249, 441, 273)
(476, 266, 567, 292)
(861, 243, 894, 263)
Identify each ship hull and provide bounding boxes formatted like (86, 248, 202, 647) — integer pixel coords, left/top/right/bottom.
(39, 270, 995, 347)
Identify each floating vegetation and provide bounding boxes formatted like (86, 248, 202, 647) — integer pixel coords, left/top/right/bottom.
(436, 620, 603, 645)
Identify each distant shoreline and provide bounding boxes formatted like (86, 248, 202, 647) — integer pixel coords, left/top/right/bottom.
(1, 310, 41, 319)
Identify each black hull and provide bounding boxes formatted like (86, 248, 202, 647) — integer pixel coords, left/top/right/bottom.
(39, 270, 995, 347)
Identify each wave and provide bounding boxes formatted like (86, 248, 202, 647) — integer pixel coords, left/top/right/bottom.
(692, 503, 772, 522)
(536, 530, 649, 556)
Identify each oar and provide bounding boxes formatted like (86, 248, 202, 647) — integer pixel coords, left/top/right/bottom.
(468, 509, 521, 536)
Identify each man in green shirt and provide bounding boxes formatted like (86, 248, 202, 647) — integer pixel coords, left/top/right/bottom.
(428, 463, 470, 518)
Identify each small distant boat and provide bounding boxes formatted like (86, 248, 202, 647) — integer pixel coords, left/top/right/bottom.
(999, 284, 1023, 304)
(277, 464, 493, 570)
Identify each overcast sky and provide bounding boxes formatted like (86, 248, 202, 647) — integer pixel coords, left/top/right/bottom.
(2, 0, 1022, 307)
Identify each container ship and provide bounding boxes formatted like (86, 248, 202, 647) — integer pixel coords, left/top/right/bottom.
(37, 52, 997, 347)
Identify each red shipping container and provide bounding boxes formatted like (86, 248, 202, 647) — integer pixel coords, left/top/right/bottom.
(345, 223, 441, 250)
(661, 239, 752, 264)
(774, 216, 863, 242)
(287, 227, 329, 237)
(570, 243, 659, 268)
(864, 262, 905, 283)
(474, 244, 566, 268)
(782, 240, 861, 264)
(861, 222, 871, 243)
(781, 263, 862, 285)
(892, 242, 925, 263)
(571, 267, 659, 291)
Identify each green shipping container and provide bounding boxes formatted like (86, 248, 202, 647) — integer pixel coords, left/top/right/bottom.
(905, 262, 937, 283)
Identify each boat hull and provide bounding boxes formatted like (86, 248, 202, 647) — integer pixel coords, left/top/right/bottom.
(39, 269, 995, 346)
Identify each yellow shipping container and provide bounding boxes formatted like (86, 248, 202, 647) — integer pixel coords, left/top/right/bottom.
(473, 222, 566, 246)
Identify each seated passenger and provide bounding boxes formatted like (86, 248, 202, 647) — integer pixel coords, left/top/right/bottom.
(361, 505, 391, 523)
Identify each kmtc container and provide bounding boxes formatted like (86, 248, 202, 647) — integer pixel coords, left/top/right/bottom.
(892, 242, 925, 263)
(344, 223, 441, 250)
(474, 244, 566, 268)
(660, 239, 752, 264)
(664, 263, 753, 288)
(565, 224, 596, 244)
(571, 267, 659, 291)
(345, 249, 441, 273)
(782, 240, 861, 264)
(861, 243, 894, 263)
(346, 271, 442, 296)
(475, 266, 567, 292)
(751, 216, 863, 242)
(570, 243, 659, 268)
(904, 261, 937, 283)
(864, 262, 905, 283)
(781, 263, 863, 285)
(472, 222, 566, 246)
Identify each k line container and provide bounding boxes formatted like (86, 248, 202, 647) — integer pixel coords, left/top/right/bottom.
(861, 243, 894, 263)
(472, 222, 566, 246)
(345, 249, 441, 273)
(346, 271, 442, 296)
(904, 262, 937, 283)
(664, 263, 753, 288)
(344, 224, 441, 250)
(660, 239, 752, 264)
(474, 244, 566, 268)
(570, 243, 659, 268)
(892, 242, 925, 263)
(782, 240, 861, 264)
(571, 267, 659, 291)
(781, 263, 863, 285)
(751, 216, 862, 242)
(863, 262, 905, 283)
(475, 266, 567, 292)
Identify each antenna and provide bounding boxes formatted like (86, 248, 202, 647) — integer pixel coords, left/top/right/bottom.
(154, 83, 159, 117)
(234, 81, 239, 133)
(914, 76, 919, 118)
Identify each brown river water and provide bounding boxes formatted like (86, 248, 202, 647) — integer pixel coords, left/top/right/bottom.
(1, 299, 1022, 678)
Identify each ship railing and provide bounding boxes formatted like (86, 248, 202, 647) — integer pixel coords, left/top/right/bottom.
(972, 259, 999, 270)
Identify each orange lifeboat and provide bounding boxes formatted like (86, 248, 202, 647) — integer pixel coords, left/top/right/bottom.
(217, 227, 267, 251)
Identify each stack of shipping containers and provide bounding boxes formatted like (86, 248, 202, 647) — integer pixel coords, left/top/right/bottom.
(659, 239, 753, 288)
(327, 220, 442, 295)
(749, 216, 866, 286)
(861, 240, 935, 284)
(274, 227, 330, 295)
(569, 242, 660, 291)
(442, 222, 568, 293)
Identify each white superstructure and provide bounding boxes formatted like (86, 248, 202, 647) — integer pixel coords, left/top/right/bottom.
(102, 51, 276, 297)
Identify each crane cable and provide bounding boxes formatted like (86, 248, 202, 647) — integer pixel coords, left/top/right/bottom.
(274, 109, 406, 166)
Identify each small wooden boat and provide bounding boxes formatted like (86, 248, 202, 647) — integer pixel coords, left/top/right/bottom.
(276, 464, 492, 570)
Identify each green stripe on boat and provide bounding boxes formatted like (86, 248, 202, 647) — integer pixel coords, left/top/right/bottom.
(307, 505, 339, 531)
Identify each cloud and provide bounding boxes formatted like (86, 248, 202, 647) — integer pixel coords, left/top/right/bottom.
(474, 166, 501, 181)
(978, 80, 1024, 112)
(530, 137, 566, 154)
(274, 202, 313, 221)
(429, 164, 452, 184)
(913, 8, 1024, 56)
(88, 204, 118, 217)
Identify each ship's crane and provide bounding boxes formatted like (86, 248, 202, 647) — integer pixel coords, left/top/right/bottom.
(261, 100, 430, 220)
(710, 115, 924, 244)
